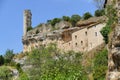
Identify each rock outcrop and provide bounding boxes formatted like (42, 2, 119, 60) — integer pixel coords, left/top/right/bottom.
(107, 25, 120, 80)
(106, 0, 120, 79)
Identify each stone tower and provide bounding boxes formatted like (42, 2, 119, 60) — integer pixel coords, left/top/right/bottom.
(23, 10, 32, 36)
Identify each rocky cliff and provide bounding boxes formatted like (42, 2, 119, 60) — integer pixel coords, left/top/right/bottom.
(106, 0, 120, 79)
(107, 25, 120, 80)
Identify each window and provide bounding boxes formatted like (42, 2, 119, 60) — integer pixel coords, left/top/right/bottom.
(85, 31, 87, 36)
(69, 43, 70, 46)
(75, 43, 77, 46)
(75, 35, 77, 39)
(95, 32, 97, 36)
(81, 41, 83, 46)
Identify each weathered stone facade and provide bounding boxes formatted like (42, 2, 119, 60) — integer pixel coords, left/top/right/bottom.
(22, 12, 106, 53)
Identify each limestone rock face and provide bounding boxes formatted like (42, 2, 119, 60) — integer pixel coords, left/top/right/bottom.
(108, 72, 120, 80)
(107, 25, 120, 80)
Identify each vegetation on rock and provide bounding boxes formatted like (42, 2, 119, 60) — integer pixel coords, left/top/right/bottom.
(83, 12, 93, 20)
(93, 48, 108, 80)
(100, 5, 117, 44)
(27, 26, 33, 32)
(70, 14, 81, 26)
(0, 66, 12, 80)
(95, 9, 105, 17)
(25, 44, 87, 80)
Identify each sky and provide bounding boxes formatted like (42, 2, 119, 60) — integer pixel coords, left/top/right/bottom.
(0, 0, 97, 55)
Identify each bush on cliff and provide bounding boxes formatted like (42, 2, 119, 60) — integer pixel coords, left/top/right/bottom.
(0, 66, 12, 80)
(95, 9, 105, 17)
(93, 48, 108, 80)
(83, 12, 93, 20)
(25, 44, 87, 80)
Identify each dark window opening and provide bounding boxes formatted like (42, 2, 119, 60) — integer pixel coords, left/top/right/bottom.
(75, 35, 77, 39)
(81, 41, 83, 45)
(85, 31, 87, 36)
(75, 43, 77, 46)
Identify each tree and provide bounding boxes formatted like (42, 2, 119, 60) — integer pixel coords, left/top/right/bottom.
(4, 49, 14, 63)
(70, 14, 81, 26)
(83, 12, 93, 20)
(62, 16, 71, 22)
(94, 9, 105, 17)
(50, 18, 61, 26)
(0, 55, 4, 66)
(94, 0, 105, 10)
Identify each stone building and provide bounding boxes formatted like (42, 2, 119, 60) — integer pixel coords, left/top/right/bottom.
(22, 10, 106, 52)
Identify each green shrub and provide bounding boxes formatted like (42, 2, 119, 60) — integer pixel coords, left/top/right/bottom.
(0, 66, 12, 80)
(94, 9, 105, 17)
(100, 25, 111, 44)
(83, 12, 93, 20)
(93, 66, 107, 80)
(19, 73, 29, 80)
(71, 14, 81, 26)
(4, 49, 14, 64)
(35, 29, 39, 34)
(50, 18, 61, 26)
(93, 49, 108, 80)
(62, 16, 71, 22)
(25, 44, 88, 80)
(100, 5, 117, 44)
(0, 55, 4, 66)
(27, 27, 33, 31)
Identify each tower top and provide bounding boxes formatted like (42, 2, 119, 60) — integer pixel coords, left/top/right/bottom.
(24, 10, 32, 16)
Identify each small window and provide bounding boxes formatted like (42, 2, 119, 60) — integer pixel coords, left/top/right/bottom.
(75, 35, 77, 39)
(85, 31, 87, 36)
(75, 43, 77, 46)
(81, 41, 83, 45)
(95, 32, 97, 36)
(69, 43, 70, 46)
